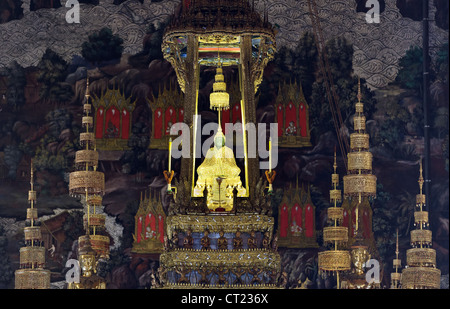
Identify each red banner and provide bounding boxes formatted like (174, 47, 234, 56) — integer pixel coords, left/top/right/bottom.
(95, 107, 104, 138)
(299, 102, 307, 137)
(305, 204, 314, 238)
(137, 216, 142, 243)
(232, 103, 241, 124)
(280, 204, 289, 238)
(121, 109, 130, 139)
(154, 108, 163, 139)
(158, 215, 165, 244)
(277, 104, 284, 137)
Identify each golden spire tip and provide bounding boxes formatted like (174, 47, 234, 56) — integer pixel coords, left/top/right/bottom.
(333, 146, 337, 173)
(357, 77, 362, 103)
(418, 157, 424, 190)
(396, 228, 399, 254)
(85, 76, 90, 96)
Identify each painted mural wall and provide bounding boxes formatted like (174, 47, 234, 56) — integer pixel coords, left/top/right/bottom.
(0, 0, 448, 88)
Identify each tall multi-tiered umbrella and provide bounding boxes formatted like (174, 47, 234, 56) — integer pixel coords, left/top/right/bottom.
(15, 161, 51, 289)
(390, 230, 402, 289)
(68, 79, 109, 289)
(401, 160, 441, 289)
(318, 150, 351, 288)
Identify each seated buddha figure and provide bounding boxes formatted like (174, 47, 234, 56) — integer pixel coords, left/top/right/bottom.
(193, 128, 246, 211)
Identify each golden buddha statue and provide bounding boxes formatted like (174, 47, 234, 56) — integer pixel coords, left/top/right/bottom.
(193, 128, 246, 211)
(68, 236, 106, 289)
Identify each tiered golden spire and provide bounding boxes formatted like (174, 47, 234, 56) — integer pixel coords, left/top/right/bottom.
(343, 78, 377, 203)
(340, 78, 379, 289)
(15, 160, 51, 289)
(68, 78, 109, 288)
(401, 159, 440, 289)
(318, 149, 351, 288)
(390, 230, 402, 289)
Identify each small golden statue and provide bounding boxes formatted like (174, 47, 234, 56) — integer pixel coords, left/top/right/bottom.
(217, 230, 228, 250)
(183, 228, 194, 249)
(262, 232, 270, 249)
(233, 230, 243, 250)
(351, 245, 371, 276)
(193, 128, 246, 211)
(201, 229, 211, 250)
(247, 231, 257, 249)
(68, 236, 106, 289)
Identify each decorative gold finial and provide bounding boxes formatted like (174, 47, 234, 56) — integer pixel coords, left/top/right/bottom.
(85, 76, 90, 98)
(357, 77, 362, 103)
(333, 146, 337, 173)
(395, 229, 399, 257)
(354, 77, 364, 115)
(30, 159, 34, 186)
(418, 157, 424, 192)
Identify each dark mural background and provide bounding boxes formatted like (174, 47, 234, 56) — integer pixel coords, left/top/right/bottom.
(0, 0, 448, 289)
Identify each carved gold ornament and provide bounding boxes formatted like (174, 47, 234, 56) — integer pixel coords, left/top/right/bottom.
(318, 250, 351, 271)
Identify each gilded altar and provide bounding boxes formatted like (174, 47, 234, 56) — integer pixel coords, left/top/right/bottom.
(277, 183, 318, 248)
(132, 191, 167, 254)
(91, 87, 136, 151)
(275, 81, 312, 148)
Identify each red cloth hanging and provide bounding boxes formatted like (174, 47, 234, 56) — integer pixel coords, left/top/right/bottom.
(154, 108, 163, 139)
(95, 107, 104, 139)
(277, 104, 284, 137)
(178, 108, 185, 123)
(158, 215, 165, 244)
(232, 103, 241, 123)
(298, 102, 308, 137)
(343, 209, 349, 228)
(363, 210, 371, 239)
(304, 204, 314, 238)
(121, 109, 130, 139)
(280, 204, 289, 238)
(137, 216, 142, 243)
